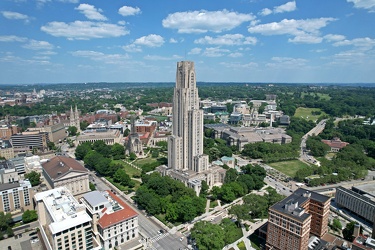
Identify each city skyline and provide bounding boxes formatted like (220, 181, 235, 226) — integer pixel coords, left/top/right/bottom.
(1, 0, 375, 84)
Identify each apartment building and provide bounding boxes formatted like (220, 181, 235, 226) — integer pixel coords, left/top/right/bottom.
(266, 188, 330, 250)
(0, 179, 32, 213)
(81, 190, 139, 249)
(35, 187, 95, 250)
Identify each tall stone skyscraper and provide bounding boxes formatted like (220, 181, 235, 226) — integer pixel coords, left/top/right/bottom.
(168, 61, 209, 173)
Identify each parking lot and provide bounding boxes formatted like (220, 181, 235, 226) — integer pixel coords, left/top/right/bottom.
(2, 229, 43, 250)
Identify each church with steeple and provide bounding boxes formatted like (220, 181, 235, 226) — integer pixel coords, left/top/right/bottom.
(69, 105, 80, 132)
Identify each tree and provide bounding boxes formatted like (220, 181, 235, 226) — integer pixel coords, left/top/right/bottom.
(75, 142, 92, 160)
(123, 128, 130, 137)
(191, 221, 225, 250)
(342, 221, 362, 241)
(129, 152, 137, 161)
(24, 171, 41, 186)
(22, 210, 38, 223)
(67, 126, 78, 136)
(47, 141, 56, 150)
(199, 180, 209, 197)
(224, 168, 238, 183)
(114, 168, 133, 187)
(89, 182, 96, 191)
(0, 212, 12, 231)
(111, 143, 125, 160)
(331, 218, 342, 232)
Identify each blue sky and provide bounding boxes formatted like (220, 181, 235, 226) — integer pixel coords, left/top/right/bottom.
(1, 0, 375, 84)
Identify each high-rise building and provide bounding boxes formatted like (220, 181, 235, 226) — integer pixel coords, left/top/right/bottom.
(168, 61, 209, 173)
(266, 188, 330, 250)
(158, 61, 225, 195)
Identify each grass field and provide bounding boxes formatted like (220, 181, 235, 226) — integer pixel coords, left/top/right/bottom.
(269, 160, 311, 178)
(294, 107, 327, 121)
(237, 241, 246, 250)
(135, 157, 159, 166)
(112, 160, 141, 178)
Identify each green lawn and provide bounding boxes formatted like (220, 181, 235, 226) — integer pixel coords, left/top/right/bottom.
(269, 160, 311, 178)
(112, 160, 141, 178)
(294, 107, 327, 121)
(237, 241, 246, 250)
(135, 157, 159, 166)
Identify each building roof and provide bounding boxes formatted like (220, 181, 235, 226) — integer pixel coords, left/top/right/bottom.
(82, 190, 108, 208)
(98, 190, 138, 229)
(0, 182, 20, 192)
(42, 156, 87, 180)
(270, 188, 330, 222)
(321, 138, 349, 149)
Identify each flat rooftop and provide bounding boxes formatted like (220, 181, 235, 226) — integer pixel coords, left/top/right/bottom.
(35, 187, 91, 234)
(353, 183, 375, 198)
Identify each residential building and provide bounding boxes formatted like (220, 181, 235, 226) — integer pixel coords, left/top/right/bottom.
(42, 156, 89, 196)
(0, 165, 19, 184)
(336, 185, 375, 224)
(81, 190, 139, 249)
(35, 187, 95, 250)
(0, 179, 32, 213)
(266, 188, 330, 250)
(0, 125, 18, 140)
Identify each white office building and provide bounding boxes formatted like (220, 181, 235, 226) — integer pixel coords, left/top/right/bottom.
(35, 187, 96, 250)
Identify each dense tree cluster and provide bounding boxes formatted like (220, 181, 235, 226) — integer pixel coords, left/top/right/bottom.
(0, 212, 13, 239)
(24, 171, 41, 186)
(190, 218, 242, 250)
(134, 173, 205, 223)
(306, 136, 330, 157)
(203, 137, 235, 162)
(211, 165, 266, 203)
(22, 210, 38, 223)
(241, 142, 298, 163)
(229, 187, 284, 222)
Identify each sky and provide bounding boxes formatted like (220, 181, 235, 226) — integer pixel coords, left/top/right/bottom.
(1, 0, 375, 84)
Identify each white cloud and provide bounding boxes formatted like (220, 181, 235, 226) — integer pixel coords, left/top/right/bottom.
(22, 40, 54, 50)
(324, 34, 346, 42)
(194, 34, 257, 46)
(169, 38, 178, 43)
(41, 21, 129, 40)
(162, 10, 255, 33)
(144, 55, 182, 61)
(118, 6, 141, 16)
(133, 34, 164, 47)
(2, 11, 29, 21)
(202, 47, 230, 57)
(0, 35, 27, 42)
(274, 1, 297, 13)
(248, 18, 336, 44)
(333, 37, 375, 49)
(122, 44, 142, 53)
(347, 0, 375, 11)
(75, 4, 107, 21)
(258, 1, 296, 16)
(259, 8, 272, 16)
(188, 48, 202, 55)
(220, 62, 258, 68)
(0, 54, 50, 65)
(266, 56, 308, 68)
(71, 50, 130, 64)
(228, 52, 243, 58)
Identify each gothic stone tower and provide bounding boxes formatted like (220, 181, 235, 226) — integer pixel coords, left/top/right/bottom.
(168, 61, 209, 173)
